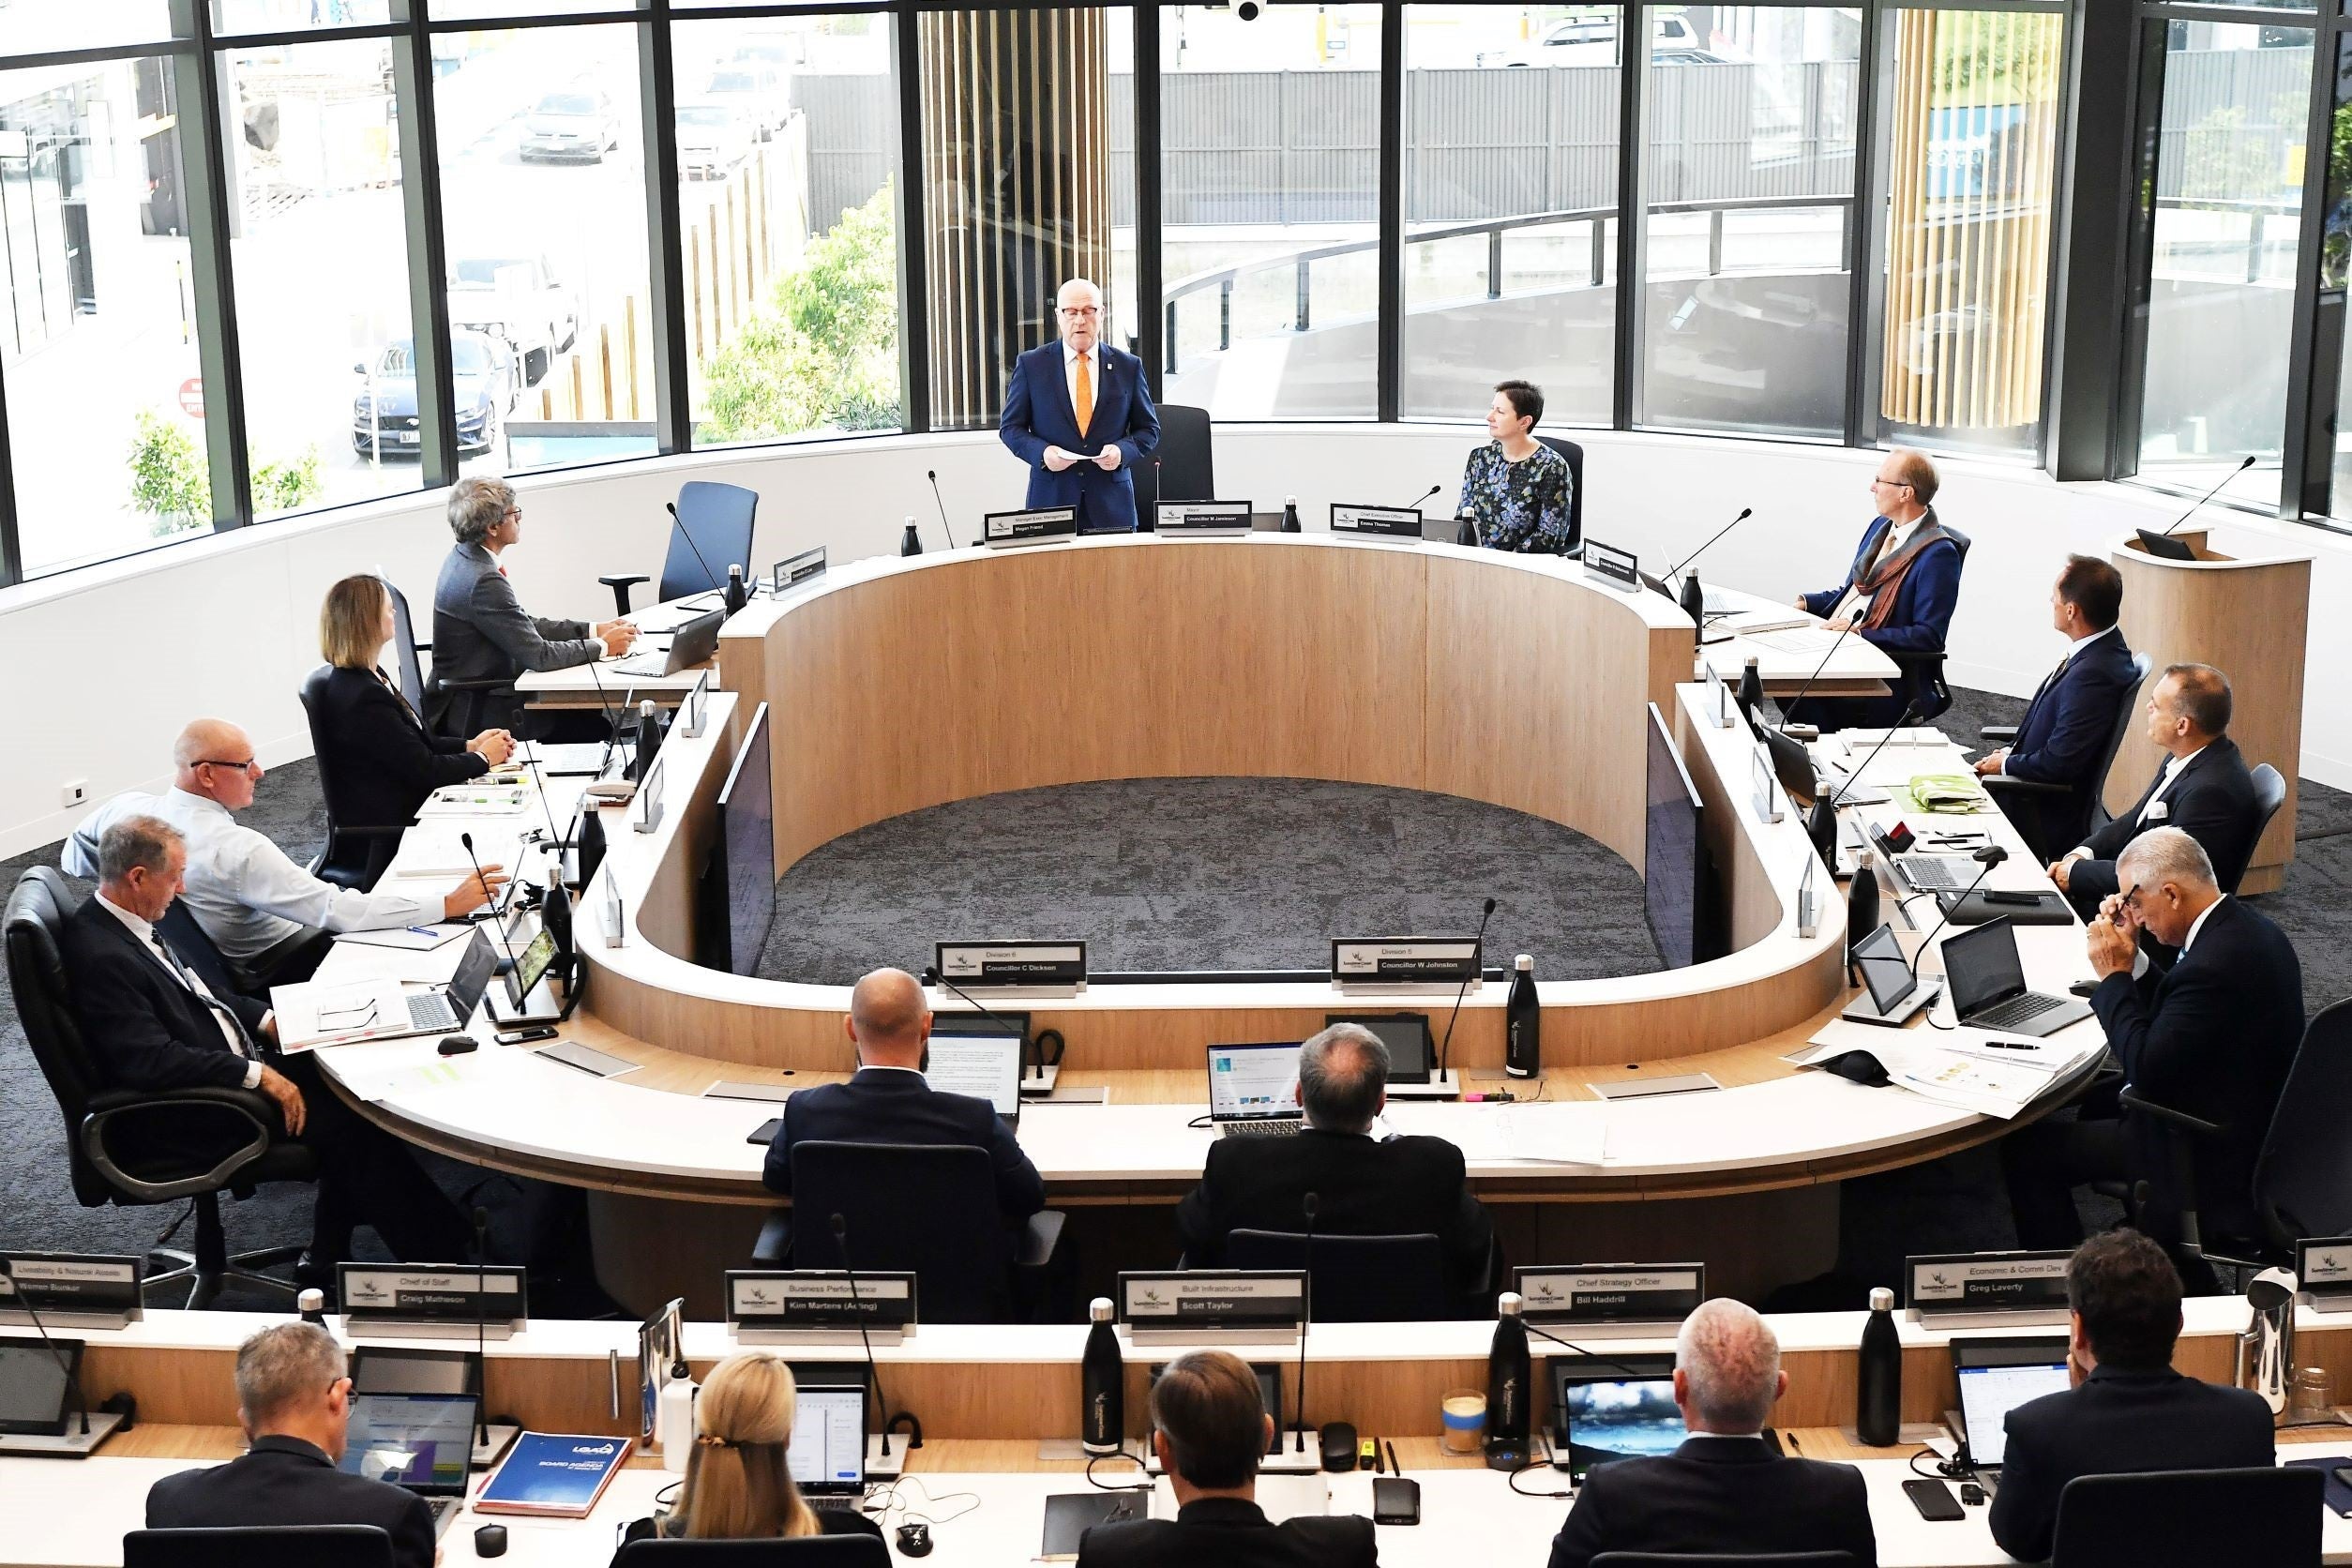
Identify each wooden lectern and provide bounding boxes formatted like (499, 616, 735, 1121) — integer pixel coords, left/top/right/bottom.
(2109, 530, 2311, 895)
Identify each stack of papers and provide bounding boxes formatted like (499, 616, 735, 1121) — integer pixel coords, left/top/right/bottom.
(1394, 1100, 1606, 1166)
(1796, 1021, 2102, 1119)
(416, 784, 533, 817)
(386, 826, 524, 878)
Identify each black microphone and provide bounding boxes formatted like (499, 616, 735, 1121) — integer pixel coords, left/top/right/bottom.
(0, 1259, 90, 1436)
(1399, 484, 1440, 512)
(460, 833, 524, 981)
(1435, 897, 1498, 1088)
(924, 965, 1044, 1086)
(1774, 605, 1870, 732)
(1824, 701, 1926, 810)
(926, 469, 956, 551)
(665, 500, 739, 604)
(1520, 1317, 1669, 1380)
(1294, 1192, 1318, 1454)
(515, 741, 565, 856)
(2160, 455, 2255, 537)
(1666, 505, 1754, 580)
(471, 1205, 492, 1450)
(1908, 845, 2008, 988)
(830, 1213, 893, 1459)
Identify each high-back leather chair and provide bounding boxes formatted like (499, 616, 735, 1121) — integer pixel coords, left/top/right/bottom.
(125, 1525, 395, 1568)
(1226, 1229, 1458, 1321)
(1537, 434, 1585, 556)
(297, 668, 407, 891)
(1983, 650, 2151, 858)
(613, 1537, 891, 1566)
(2049, 1466, 2319, 1567)
(1145, 404, 1216, 519)
(602, 481, 759, 614)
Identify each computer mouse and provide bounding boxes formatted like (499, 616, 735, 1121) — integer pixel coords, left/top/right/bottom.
(437, 1034, 478, 1057)
(473, 1523, 507, 1558)
(895, 1521, 932, 1557)
(1320, 1420, 1359, 1473)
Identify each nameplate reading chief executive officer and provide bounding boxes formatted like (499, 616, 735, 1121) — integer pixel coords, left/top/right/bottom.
(998, 278, 1160, 533)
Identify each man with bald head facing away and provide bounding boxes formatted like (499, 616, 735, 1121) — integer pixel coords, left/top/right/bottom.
(1546, 1299, 1877, 1568)
(998, 278, 1160, 534)
(760, 967, 1045, 1231)
(1174, 1024, 1495, 1297)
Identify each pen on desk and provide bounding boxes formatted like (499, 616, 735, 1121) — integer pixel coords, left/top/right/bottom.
(1981, 1042, 2040, 1052)
(1385, 1440, 1402, 1475)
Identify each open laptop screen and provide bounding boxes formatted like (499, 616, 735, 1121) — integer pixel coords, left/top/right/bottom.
(1940, 918, 2027, 1017)
(925, 1032, 1022, 1117)
(1853, 924, 1916, 1013)
(1208, 1043, 1301, 1122)
(340, 1392, 477, 1496)
(1954, 1342, 2069, 1469)
(1558, 1375, 1683, 1479)
(788, 1385, 868, 1493)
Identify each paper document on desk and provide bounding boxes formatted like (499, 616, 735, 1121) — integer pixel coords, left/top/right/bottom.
(386, 827, 523, 878)
(333, 923, 471, 953)
(628, 596, 723, 633)
(1719, 611, 1814, 636)
(1802, 1018, 2099, 1118)
(416, 785, 533, 818)
(1748, 627, 1851, 657)
(330, 1053, 481, 1103)
(1839, 727, 1950, 752)
(269, 979, 426, 1053)
(1497, 1102, 1607, 1166)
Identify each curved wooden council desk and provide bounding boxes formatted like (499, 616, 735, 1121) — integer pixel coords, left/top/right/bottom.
(315, 535, 2095, 1315)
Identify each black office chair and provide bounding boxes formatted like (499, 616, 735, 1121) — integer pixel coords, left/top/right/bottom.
(1143, 403, 1215, 521)
(125, 1525, 396, 1568)
(602, 480, 759, 615)
(1226, 1229, 1462, 1321)
(296, 667, 408, 892)
(1983, 650, 2151, 861)
(383, 576, 512, 742)
(1591, 1554, 1862, 1567)
(2048, 1466, 2320, 1567)
(2121, 997, 2352, 1282)
(8, 867, 314, 1309)
(2242, 762, 2288, 890)
(614, 1538, 890, 1566)
(1537, 434, 1585, 556)
(753, 1141, 1069, 1323)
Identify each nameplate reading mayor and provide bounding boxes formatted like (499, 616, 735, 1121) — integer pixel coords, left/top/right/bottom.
(339, 1264, 529, 1322)
(1331, 938, 1482, 985)
(1514, 1264, 1706, 1325)
(1155, 501, 1253, 535)
(1117, 1271, 1307, 1331)
(1904, 1251, 2072, 1317)
(0, 1252, 143, 1319)
(935, 941, 1087, 988)
(727, 1271, 917, 1332)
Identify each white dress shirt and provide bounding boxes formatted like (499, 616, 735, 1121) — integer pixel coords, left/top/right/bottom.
(2066, 736, 2207, 859)
(66, 788, 429, 964)
(1063, 341, 1100, 435)
(95, 890, 263, 1089)
(2180, 894, 2225, 956)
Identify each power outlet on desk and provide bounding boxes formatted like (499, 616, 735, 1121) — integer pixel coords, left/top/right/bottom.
(61, 778, 86, 808)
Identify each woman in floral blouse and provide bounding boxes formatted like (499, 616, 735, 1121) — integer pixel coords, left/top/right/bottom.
(1456, 380, 1577, 555)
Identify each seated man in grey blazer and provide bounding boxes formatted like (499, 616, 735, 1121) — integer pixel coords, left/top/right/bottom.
(424, 475, 639, 737)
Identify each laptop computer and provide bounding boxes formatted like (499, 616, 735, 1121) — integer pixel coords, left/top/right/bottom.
(1949, 1336, 2071, 1496)
(787, 1383, 869, 1510)
(1897, 852, 1980, 894)
(1547, 1354, 1681, 1480)
(275, 927, 502, 1048)
(923, 1028, 1022, 1129)
(1940, 919, 2094, 1037)
(490, 925, 563, 1026)
(1323, 1012, 1454, 1098)
(1841, 923, 1939, 1027)
(614, 605, 724, 677)
(340, 1391, 478, 1536)
(1207, 1042, 1304, 1137)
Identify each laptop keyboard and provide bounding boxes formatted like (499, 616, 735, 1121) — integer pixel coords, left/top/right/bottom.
(808, 1495, 863, 1512)
(1898, 854, 1972, 892)
(1220, 1120, 1304, 1138)
(427, 1498, 460, 1537)
(407, 993, 458, 1032)
(1968, 993, 2063, 1031)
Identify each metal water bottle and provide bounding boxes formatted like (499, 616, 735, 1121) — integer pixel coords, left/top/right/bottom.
(899, 517, 924, 556)
(1856, 1287, 1901, 1446)
(634, 700, 659, 784)
(1679, 571, 1705, 628)
(1505, 954, 1540, 1078)
(723, 563, 747, 616)
(1737, 656, 1764, 724)
(1485, 1291, 1532, 1470)
(2238, 1267, 2296, 1417)
(1847, 850, 1881, 972)
(1081, 1297, 1124, 1455)
(1281, 495, 1302, 533)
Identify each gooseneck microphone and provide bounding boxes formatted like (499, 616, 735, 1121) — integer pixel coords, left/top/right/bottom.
(665, 501, 737, 605)
(1435, 897, 1499, 1085)
(0, 1260, 90, 1436)
(830, 1213, 892, 1459)
(1907, 845, 2009, 989)
(1824, 701, 1926, 810)
(1294, 1192, 1319, 1454)
(2160, 455, 2255, 538)
(923, 965, 1046, 1085)
(1665, 505, 1755, 580)
(472, 1205, 492, 1449)
(1400, 484, 1441, 512)
(926, 469, 956, 551)
(1774, 605, 1870, 731)
(460, 834, 526, 995)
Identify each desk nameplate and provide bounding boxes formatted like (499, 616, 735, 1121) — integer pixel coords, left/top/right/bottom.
(935, 942, 1087, 990)
(1329, 504, 1423, 539)
(1155, 501, 1253, 535)
(1514, 1264, 1705, 1331)
(1584, 540, 1640, 592)
(634, 759, 665, 836)
(771, 547, 826, 595)
(1331, 938, 1480, 988)
(1905, 1251, 2072, 1324)
(340, 1265, 528, 1337)
(728, 1271, 916, 1343)
(983, 507, 1079, 548)
(0, 1253, 141, 1327)
(2301, 1239, 2352, 1312)
(1118, 1271, 1306, 1344)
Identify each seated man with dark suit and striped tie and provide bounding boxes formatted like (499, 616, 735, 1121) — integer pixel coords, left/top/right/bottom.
(2051, 663, 2260, 917)
(1971, 555, 2139, 862)
(58, 816, 470, 1282)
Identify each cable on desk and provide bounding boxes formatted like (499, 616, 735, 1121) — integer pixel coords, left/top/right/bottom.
(1506, 1460, 1574, 1501)
(1907, 1446, 1968, 1482)
(866, 1473, 982, 1527)
(1084, 1450, 1154, 1492)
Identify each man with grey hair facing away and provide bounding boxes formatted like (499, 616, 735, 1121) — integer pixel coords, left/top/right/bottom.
(1173, 1023, 1495, 1298)
(145, 1321, 441, 1568)
(1546, 1299, 1877, 1568)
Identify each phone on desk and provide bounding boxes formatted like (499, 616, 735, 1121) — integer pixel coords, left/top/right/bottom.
(1903, 1478, 1966, 1522)
(746, 1118, 782, 1146)
(495, 1026, 558, 1046)
(1371, 1477, 1420, 1526)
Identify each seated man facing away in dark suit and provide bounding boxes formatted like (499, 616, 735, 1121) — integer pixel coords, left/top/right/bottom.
(1786, 447, 1963, 732)
(761, 966, 1045, 1229)
(1173, 1022, 1495, 1297)
(2002, 827, 2303, 1254)
(1972, 554, 2140, 862)
(1989, 1229, 2274, 1563)
(147, 1322, 439, 1568)
(1078, 1349, 1376, 1568)
(2052, 662, 2259, 916)
(1547, 1298, 1877, 1568)
(60, 816, 470, 1279)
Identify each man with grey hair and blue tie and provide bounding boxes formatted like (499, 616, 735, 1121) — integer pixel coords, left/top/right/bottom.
(1546, 1298, 1878, 1568)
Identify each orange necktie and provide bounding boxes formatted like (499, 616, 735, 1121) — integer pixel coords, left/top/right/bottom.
(1074, 352, 1093, 437)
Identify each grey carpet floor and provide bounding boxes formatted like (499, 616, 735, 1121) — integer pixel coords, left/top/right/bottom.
(4, 689, 2346, 1313)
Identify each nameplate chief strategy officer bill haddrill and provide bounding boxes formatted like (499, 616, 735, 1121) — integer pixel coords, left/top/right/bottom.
(998, 278, 1160, 533)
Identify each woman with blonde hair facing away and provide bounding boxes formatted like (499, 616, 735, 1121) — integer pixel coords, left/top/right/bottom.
(619, 1353, 884, 1549)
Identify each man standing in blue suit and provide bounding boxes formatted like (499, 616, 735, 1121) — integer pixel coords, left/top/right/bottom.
(999, 278, 1160, 533)
(1973, 555, 2140, 861)
(1786, 449, 1964, 732)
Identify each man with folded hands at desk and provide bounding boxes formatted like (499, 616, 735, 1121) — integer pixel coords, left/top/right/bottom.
(147, 1322, 439, 1568)
(1077, 1349, 1377, 1568)
(2049, 662, 2260, 919)
(61, 816, 474, 1282)
(63, 718, 506, 993)
(1987, 1229, 2274, 1562)
(426, 475, 640, 739)
(1968, 555, 2139, 863)
(1786, 448, 1963, 734)
(2000, 828, 2303, 1261)
(760, 966, 1045, 1229)
(1545, 1298, 1877, 1568)
(1174, 1023, 1495, 1299)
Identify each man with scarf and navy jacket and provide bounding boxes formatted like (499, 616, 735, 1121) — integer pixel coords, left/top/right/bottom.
(1786, 449, 1965, 732)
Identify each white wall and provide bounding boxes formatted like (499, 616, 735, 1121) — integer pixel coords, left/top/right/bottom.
(2, 426, 2343, 859)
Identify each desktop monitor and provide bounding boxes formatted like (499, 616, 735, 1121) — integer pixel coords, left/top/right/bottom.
(698, 701, 775, 979)
(1643, 703, 1704, 970)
